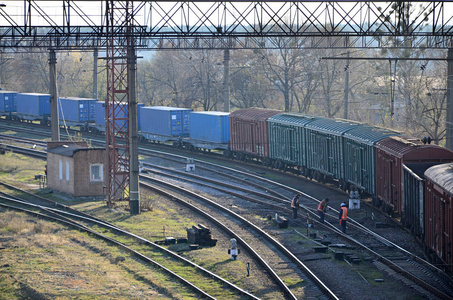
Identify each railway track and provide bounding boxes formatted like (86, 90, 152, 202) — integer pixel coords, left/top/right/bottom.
(139, 175, 337, 299)
(140, 152, 453, 300)
(1, 121, 453, 299)
(0, 183, 260, 299)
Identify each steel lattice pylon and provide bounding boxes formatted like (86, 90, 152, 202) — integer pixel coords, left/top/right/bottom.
(106, 1, 133, 206)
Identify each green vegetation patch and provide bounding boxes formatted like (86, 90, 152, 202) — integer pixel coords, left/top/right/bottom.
(0, 152, 45, 185)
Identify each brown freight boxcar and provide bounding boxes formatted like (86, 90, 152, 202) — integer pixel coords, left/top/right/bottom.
(375, 136, 453, 218)
(424, 163, 453, 272)
(229, 108, 280, 162)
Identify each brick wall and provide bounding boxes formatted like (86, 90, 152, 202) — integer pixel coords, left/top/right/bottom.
(73, 149, 106, 197)
(47, 148, 106, 197)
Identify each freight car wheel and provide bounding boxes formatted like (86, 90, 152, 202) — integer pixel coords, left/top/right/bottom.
(223, 150, 232, 158)
(372, 196, 381, 208)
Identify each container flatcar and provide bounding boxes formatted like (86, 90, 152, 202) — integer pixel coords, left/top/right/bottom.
(15, 93, 51, 124)
(342, 126, 399, 195)
(139, 106, 192, 143)
(376, 136, 453, 217)
(424, 163, 453, 272)
(305, 118, 361, 185)
(0, 91, 17, 117)
(229, 108, 280, 161)
(267, 113, 318, 171)
(188, 111, 230, 151)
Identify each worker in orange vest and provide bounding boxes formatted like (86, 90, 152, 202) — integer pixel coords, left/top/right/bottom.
(339, 202, 348, 233)
(317, 198, 329, 223)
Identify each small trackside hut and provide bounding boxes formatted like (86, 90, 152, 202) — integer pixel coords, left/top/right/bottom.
(46, 141, 106, 197)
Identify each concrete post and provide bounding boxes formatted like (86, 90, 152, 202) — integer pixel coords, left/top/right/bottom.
(343, 51, 350, 120)
(129, 46, 140, 215)
(93, 48, 98, 99)
(447, 49, 453, 150)
(49, 49, 59, 141)
(223, 49, 230, 112)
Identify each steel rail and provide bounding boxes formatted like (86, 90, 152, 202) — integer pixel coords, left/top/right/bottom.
(140, 175, 339, 300)
(0, 194, 259, 300)
(0, 198, 218, 299)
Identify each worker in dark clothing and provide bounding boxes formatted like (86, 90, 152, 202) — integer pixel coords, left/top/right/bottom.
(317, 198, 329, 223)
(339, 202, 348, 233)
(291, 193, 301, 219)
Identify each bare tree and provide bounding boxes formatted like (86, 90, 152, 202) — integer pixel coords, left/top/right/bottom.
(255, 36, 305, 112)
(315, 50, 344, 118)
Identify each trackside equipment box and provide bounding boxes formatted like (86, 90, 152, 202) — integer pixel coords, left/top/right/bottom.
(0, 91, 17, 113)
(16, 93, 51, 117)
(59, 97, 96, 123)
(190, 111, 230, 144)
(140, 106, 192, 137)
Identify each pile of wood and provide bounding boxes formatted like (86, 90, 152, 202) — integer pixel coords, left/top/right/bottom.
(186, 224, 217, 247)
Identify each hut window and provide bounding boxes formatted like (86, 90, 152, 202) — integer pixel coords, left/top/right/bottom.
(90, 164, 103, 182)
(66, 161, 70, 181)
(59, 160, 63, 180)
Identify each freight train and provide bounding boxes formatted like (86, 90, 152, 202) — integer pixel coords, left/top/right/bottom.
(1, 91, 452, 272)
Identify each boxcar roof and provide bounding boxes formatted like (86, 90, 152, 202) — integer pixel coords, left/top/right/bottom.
(268, 113, 317, 126)
(343, 125, 399, 145)
(425, 163, 453, 195)
(305, 117, 361, 135)
(230, 108, 280, 121)
(376, 136, 453, 159)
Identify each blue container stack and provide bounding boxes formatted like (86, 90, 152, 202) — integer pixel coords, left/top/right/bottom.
(95, 101, 143, 129)
(16, 93, 51, 117)
(190, 111, 230, 144)
(59, 97, 96, 122)
(0, 91, 17, 112)
(140, 106, 192, 137)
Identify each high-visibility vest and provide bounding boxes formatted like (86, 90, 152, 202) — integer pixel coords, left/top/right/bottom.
(317, 201, 326, 212)
(340, 207, 348, 220)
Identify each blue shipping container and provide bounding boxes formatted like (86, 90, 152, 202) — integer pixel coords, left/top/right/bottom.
(16, 93, 51, 117)
(95, 101, 106, 126)
(140, 106, 192, 137)
(95, 101, 143, 129)
(59, 97, 96, 122)
(0, 91, 17, 112)
(190, 111, 230, 144)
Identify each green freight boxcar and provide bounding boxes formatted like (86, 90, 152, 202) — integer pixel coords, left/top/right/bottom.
(305, 118, 361, 185)
(267, 113, 317, 171)
(343, 126, 399, 195)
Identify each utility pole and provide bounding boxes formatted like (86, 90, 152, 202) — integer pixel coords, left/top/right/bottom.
(129, 44, 140, 215)
(49, 49, 59, 141)
(93, 48, 98, 99)
(446, 49, 453, 150)
(343, 51, 350, 119)
(223, 49, 230, 112)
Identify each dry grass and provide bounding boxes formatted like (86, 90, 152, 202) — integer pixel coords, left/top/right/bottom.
(0, 152, 46, 185)
(0, 209, 201, 299)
